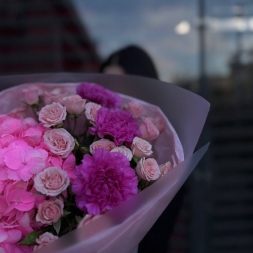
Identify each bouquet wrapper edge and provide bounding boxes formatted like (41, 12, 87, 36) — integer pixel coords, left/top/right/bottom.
(37, 143, 209, 253)
(0, 73, 210, 253)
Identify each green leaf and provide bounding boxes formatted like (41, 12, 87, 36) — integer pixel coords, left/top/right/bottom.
(133, 156, 141, 164)
(80, 146, 90, 155)
(53, 219, 61, 235)
(75, 216, 83, 224)
(63, 210, 71, 217)
(19, 231, 42, 246)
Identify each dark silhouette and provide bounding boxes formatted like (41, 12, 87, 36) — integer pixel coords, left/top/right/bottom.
(100, 45, 185, 253)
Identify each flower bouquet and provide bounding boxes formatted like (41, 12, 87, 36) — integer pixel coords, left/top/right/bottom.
(0, 73, 209, 253)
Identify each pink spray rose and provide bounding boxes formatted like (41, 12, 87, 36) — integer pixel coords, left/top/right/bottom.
(34, 167, 69, 196)
(136, 158, 161, 181)
(34, 232, 58, 251)
(159, 161, 173, 177)
(89, 139, 116, 155)
(110, 146, 133, 161)
(125, 102, 143, 119)
(131, 137, 153, 158)
(85, 102, 101, 124)
(22, 86, 40, 105)
(38, 102, 67, 127)
(72, 148, 138, 215)
(43, 88, 68, 105)
(36, 199, 64, 225)
(77, 214, 101, 228)
(139, 117, 160, 140)
(62, 95, 86, 115)
(43, 128, 75, 158)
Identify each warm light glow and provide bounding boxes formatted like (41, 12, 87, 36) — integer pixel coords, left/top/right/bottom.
(175, 21, 191, 35)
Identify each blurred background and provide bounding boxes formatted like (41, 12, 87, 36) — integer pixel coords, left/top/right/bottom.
(0, 0, 253, 252)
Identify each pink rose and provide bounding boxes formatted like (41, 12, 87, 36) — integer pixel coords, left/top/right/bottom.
(90, 139, 116, 155)
(131, 137, 153, 158)
(85, 102, 101, 124)
(39, 102, 67, 127)
(77, 214, 101, 228)
(36, 199, 64, 225)
(34, 232, 58, 251)
(62, 95, 86, 115)
(43, 88, 68, 105)
(111, 146, 133, 161)
(151, 116, 165, 133)
(43, 128, 75, 158)
(139, 117, 159, 140)
(34, 167, 69, 196)
(159, 161, 173, 177)
(136, 158, 160, 181)
(22, 86, 40, 105)
(125, 102, 143, 118)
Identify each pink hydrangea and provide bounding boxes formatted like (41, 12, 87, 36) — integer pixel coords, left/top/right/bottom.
(0, 227, 32, 253)
(72, 148, 138, 215)
(90, 107, 141, 146)
(77, 82, 121, 108)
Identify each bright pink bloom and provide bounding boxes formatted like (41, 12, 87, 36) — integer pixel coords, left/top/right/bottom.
(72, 148, 138, 215)
(0, 227, 32, 253)
(4, 140, 47, 181)
(36, 199, 64, 225)
(0, 116, 23, 135)
(34, 167, 69, 196)
(34, 232, 58, 251)
(90, 107, 141, 146)
(4, 181, 35, 213)
(77, 82, 121, 107)
(38, 102, 66, 127)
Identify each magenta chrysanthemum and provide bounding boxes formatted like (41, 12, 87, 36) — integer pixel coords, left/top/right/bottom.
(72, 148, 138, 215)
(90, 107, 141, 146)
(77, 82, 121, 107)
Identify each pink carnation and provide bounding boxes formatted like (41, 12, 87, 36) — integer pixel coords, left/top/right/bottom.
(90, 107, 141, 146)
(77, 82, 121, 107)
(72, 148, 138, 215)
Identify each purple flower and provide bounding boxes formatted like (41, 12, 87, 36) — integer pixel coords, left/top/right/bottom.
(90, 107, 141, 146)
(72, 149, 138, 215)
(77, 82, 121, 107)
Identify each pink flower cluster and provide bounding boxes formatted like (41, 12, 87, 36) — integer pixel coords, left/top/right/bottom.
(0, 114, 75, 252)
(0, 81, 177, 251)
